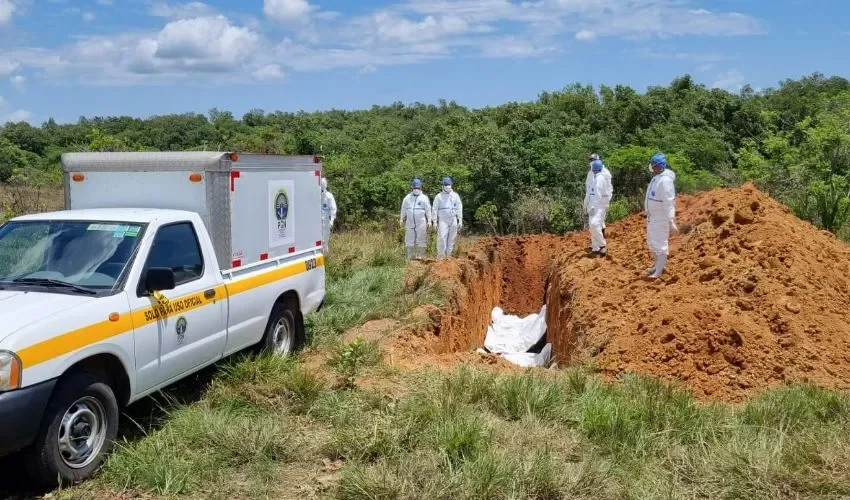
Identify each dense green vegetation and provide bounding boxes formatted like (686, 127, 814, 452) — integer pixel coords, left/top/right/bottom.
(2, 72, 850, 235)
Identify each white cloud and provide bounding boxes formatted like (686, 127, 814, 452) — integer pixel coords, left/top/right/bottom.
(0, 0, 15, 24)
(712, 69, 746, 91)
(2, 109, 31, 123)
(370, 12, 470, 44)
(575, 29, 596, 42)
(11, 15, 265, 84)
(2, 0, 767, 85)
(360, 64, 377, 74)
(264, 0, 312, 24)
(154, 16, 259, 63)
(272, 39, 428, 72)
(478, 36, 557, 58)
(82, 11, 95, 22)
(96, 0, 112, 4)
(0, 58, 19, 75)
(252, 64, 283, 80)
(10, 74, 25, 89)
(150, 2, 215, 19)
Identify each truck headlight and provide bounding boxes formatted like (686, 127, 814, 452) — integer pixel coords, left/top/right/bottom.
(0, 351, 22, 392)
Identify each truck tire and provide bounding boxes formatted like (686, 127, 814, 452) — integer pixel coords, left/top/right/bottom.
(27, 373, 119, 486)
(261, 303, 299, 356)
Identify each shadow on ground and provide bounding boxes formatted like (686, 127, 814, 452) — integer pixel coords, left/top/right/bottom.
(0, 364, 221, 499)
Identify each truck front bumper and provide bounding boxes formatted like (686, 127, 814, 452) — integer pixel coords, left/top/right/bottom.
(0, 379, 56, 457)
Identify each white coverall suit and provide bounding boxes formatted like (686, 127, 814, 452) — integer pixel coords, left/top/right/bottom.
(401, 192, 432, 259)
(585, 166, 613, 231)
(645, 169, 677, 276)
(321, 190, 337, 254)
(588, 171, 613, 253)
(432, 190, 463, 258)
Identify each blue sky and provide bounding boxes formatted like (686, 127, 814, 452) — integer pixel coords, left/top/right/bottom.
(0, 0, 848, 124)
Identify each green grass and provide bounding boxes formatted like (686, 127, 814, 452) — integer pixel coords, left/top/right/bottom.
(83, 357, 850, 499)
(56, 230, 850, 499)
(306, 230, 446, 345)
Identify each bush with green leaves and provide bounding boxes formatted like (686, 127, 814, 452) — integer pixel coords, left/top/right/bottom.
(474, 201, 499, 234)
(809, 175, 850, 233)
(328, 337, 382, 388)
(605, 198, 633, 223)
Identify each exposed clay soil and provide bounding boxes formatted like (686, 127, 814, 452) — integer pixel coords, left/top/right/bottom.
(396, 183, 850, 401)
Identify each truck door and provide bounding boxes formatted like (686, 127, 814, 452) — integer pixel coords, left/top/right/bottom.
(131, 221, 227, 393)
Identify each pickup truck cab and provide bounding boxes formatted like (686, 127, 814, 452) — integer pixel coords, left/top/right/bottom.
(0, 152, 325, 484)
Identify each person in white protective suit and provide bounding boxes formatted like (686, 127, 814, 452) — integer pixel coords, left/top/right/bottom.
(587, 160, 612, 257)
(645, 152, 679, 278)
(320, 177, 337, 255)
(400, 177, 432, 260)
(584, 153, 613, 238)
(431, 176, 463, 258)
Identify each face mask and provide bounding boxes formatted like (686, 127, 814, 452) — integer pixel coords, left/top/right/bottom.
(648, 164, 657, 174)
(443, 186, 452, 193)
(412, 189, 422, 195)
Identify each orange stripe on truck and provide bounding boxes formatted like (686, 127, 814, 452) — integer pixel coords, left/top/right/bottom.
(16, 256, 324, 369)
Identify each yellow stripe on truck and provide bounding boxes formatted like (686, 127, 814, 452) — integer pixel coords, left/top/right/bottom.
(226, 255, 324, 296)
(17, 315, 135, 369)
(17, 256, 324, 369)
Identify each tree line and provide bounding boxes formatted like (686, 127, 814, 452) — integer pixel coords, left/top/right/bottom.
(1, 72, 849, 237)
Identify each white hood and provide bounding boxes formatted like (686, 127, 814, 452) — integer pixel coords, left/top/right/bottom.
(0, 290, 96, 343)
(661, 169, 676, 182)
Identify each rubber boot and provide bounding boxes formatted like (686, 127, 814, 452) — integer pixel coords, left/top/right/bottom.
(647, 253, 657, 275)
(649, 254, 668, 279)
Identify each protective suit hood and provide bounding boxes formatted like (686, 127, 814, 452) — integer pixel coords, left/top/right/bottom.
(659, 169, 676, 182)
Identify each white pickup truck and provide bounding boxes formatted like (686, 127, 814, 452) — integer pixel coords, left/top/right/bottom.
(0, 152, 326, 484)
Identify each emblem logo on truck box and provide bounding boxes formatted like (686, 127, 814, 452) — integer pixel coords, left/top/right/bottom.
(268, 180, 296, 248)
(274, 188, 290, 239)
(274, 189, 289, 223)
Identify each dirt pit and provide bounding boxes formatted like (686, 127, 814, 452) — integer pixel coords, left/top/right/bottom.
(396, 183, 850, 401)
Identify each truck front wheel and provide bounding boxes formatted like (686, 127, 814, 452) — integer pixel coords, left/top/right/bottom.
(27, 373, 119, 485)
(262, 303, 299, 355)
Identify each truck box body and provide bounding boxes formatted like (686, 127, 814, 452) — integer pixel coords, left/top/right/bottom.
(61, 152, 323, 271)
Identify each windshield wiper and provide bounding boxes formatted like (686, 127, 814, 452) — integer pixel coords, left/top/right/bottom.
(11, 278, 98, 295)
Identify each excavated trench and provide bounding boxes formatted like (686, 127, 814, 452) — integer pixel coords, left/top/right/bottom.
(420, 183, 850, 401)
(427, 233, 585, 362)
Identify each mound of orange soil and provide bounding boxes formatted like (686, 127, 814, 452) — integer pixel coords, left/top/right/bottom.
(547, 182, 850, 400)
(392, 183, 850, 401)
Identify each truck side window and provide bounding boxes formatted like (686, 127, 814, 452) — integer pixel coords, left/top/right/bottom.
(143, 222, 204, 287)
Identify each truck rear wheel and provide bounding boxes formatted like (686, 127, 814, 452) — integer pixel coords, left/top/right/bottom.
(27, 373, 119, 485)
(262, 303, 299, 356)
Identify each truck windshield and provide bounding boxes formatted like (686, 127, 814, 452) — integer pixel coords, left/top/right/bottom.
(0, 220, 146, 293)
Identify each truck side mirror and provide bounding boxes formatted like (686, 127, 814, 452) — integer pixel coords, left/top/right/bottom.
(145, 267, 176, 293)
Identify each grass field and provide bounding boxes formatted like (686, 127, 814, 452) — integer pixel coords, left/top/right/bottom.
(17, 230, 850, 499)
